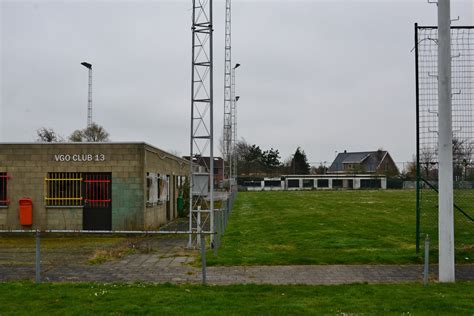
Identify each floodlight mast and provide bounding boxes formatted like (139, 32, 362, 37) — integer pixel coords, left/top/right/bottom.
(81, 62, 93, 128)
(437, 0, 455, 283)
(231, 63, 240, 184)
(189, 0, 214, 248)
(223, 0, 233, 185)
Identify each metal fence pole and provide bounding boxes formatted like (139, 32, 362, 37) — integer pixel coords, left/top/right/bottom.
(218, 209, 222, 249)
(213, 210, 218, 256)
(200, 231, 207, 285)
(35, 230, 41, 284)
(226, 198, 230, 226)
(196, 206, 201, 248)
(414, 22, 421, 254)
(423, 234, 430, 286)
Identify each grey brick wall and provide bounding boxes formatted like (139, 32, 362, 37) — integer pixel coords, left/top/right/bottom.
(0, 143, 188, 230)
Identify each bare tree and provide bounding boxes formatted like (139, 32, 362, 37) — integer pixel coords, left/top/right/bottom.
(419, 137, 473, 180)
(420, 147, 437, 179)
(68, 130, 85, 142)
(69, 123, 109, 142)
(83, 123, 110, 142)
(36, 127, 63, 142)
(452, 137, 473, 180)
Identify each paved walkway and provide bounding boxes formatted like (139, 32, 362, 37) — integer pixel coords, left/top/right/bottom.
(1, 237, 473, 285)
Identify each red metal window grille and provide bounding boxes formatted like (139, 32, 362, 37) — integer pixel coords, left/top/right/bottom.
(0, 172, 10, 206)
(84, 173, 111, 208)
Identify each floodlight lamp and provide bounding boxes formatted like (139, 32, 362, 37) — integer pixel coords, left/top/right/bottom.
(81, 62, 92, 69)
(234, 63, 241, 69)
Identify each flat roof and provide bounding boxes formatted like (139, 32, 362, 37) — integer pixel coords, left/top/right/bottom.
(0, 142, 189, 165)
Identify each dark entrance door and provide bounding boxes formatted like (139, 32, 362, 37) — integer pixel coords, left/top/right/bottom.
(83, 173, 112, 230)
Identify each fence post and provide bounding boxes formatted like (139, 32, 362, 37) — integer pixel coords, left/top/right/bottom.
(213, 210, 218, 256)
(228, 197, 231, 225)
(196, 206, 201, 248)
(423, 234, 430, 286)
(200, 230, 207, 285)
(35, 230, 41, 284)
(414, 22, 421, 254)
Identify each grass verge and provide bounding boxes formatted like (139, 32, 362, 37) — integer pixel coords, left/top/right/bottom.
(0, 281, 473, 315)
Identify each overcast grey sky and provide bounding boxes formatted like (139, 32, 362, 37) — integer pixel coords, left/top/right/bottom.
(1, 0, 473, 167)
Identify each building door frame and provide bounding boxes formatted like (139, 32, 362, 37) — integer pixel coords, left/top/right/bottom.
(83, 172, 112, 230)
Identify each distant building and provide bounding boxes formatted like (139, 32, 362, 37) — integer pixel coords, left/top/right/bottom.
(183, 155, 224, 186)
(328, 150, 399, 176)
(239, 174, 388, 191)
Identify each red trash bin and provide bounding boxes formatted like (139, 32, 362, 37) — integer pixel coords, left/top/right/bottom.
(19, 198, 33, 226)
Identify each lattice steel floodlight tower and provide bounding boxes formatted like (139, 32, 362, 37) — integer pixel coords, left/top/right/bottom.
(230, 64, 240, 184)
(223, 0, 233, 183)
(81, 62, 93, 128)
(188, 0, 215, 248)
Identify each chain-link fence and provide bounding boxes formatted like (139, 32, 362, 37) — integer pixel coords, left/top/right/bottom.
(213, 190, 237, 251)
(418, 172, 474, 260)
(415, 24, 474, 256)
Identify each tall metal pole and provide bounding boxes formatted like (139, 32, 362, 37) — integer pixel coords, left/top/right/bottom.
(81, 62, 93, 128)
(35, 230, 41, 283)
(437, 0, 455, 283)
(414, 23, 421, 254)
(209, 0, 215, 246)
(223, 0, 232, 184)
(231, 64, 239, 185)
(188, 1, 197, 249)
(232, 96, 239, 182)
(188, 0, 214, 248)
(87, 67, 92, 128)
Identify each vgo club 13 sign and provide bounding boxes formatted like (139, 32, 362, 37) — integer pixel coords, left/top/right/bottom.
(54, 153, 105, 162)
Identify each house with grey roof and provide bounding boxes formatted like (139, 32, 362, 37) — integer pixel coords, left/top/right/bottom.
(328, 150, 399, 176)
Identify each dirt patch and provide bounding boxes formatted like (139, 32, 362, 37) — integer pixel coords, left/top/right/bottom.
(88, 238, 157, 264)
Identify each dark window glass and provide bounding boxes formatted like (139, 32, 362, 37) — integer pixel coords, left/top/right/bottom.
(0, 173, 8, 206)
(317, 179, 329, 187)
(288, 179, 300, 188)
(333, 179, 343, 188)
(303, 179, 314, 188)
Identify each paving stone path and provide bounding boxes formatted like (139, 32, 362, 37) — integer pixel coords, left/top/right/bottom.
(1, 237, 473, 285)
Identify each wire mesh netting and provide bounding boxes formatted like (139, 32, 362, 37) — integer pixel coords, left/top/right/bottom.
(415, 25, 474, 260)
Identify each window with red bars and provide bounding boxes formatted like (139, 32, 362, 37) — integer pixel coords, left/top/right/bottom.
(0, 172, 10, 206)
(84, 173, 111, 208)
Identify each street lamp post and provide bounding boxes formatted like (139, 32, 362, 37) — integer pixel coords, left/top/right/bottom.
(81, 62, 93, 128)
(233, 95, 240, 180)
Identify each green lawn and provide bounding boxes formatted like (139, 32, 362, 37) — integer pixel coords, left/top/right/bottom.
(208, 190, 472, 266)
(0, 282, 473, 315)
